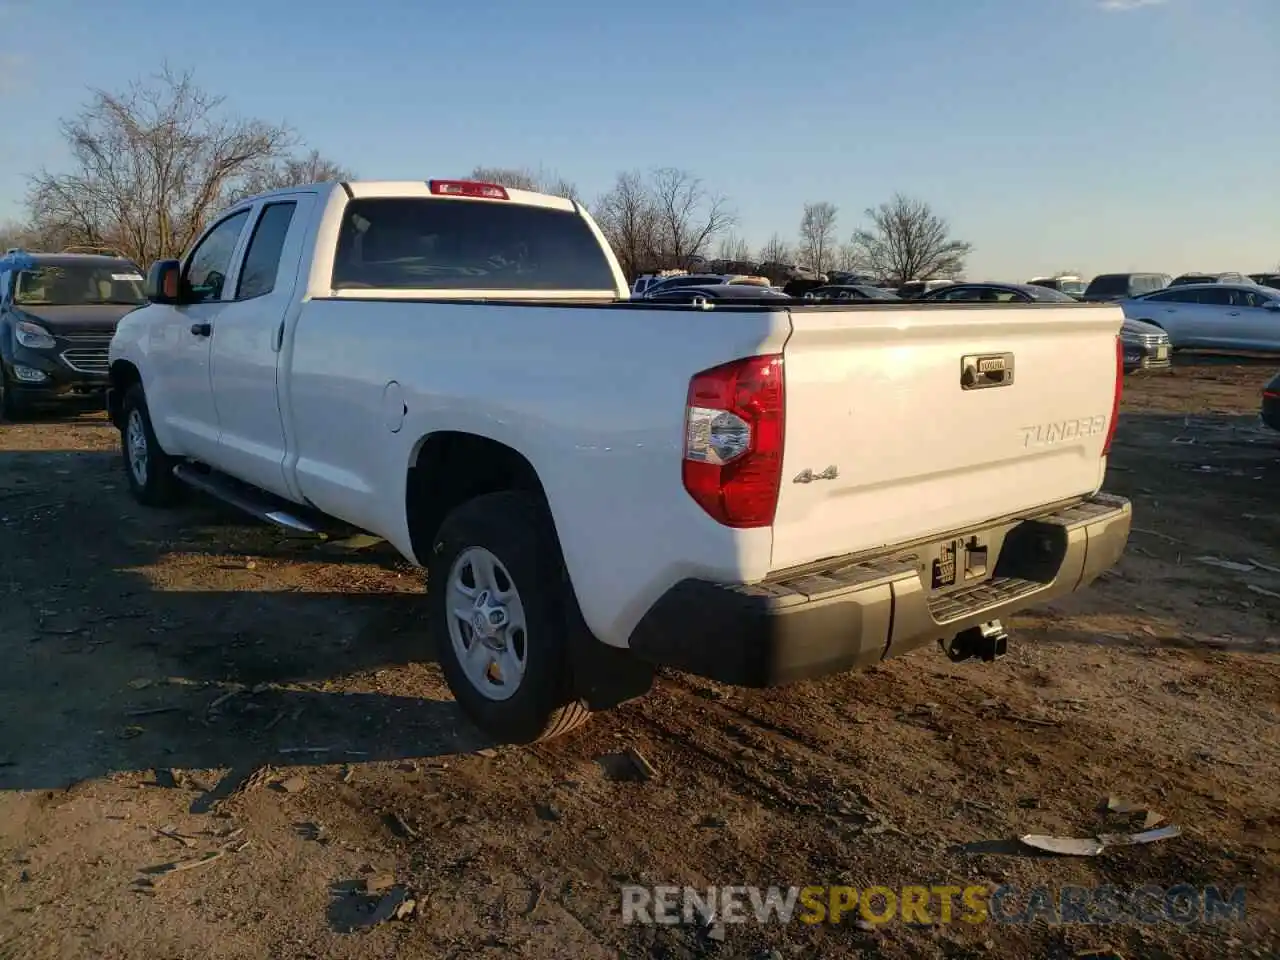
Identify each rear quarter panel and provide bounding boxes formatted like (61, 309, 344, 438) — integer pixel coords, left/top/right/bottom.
(283, 300, 791, 646)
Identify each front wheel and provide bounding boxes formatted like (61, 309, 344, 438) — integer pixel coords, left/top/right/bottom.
(119, 384, 183, 507)
(428, 491, 591, 743)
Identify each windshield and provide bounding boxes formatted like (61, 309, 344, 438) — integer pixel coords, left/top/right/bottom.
(14, 263, 146, 306)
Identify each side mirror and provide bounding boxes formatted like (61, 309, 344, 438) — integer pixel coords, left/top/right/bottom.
(145, 259, 184, 304)
(1264, 300, 1280, 312)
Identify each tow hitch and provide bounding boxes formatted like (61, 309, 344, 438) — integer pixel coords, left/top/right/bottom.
(941, 620, 1008, 663)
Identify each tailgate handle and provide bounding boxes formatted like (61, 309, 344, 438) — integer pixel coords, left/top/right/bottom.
(961, 353, 1015, 390)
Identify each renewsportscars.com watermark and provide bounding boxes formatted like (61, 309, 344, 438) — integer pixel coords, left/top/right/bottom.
(621, 884, 1248, 927)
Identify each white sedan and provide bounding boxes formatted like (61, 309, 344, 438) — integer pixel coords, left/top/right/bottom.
(1120, 283, 1280, 352)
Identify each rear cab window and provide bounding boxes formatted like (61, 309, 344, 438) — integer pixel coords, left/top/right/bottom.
(331, 198, 618, 293)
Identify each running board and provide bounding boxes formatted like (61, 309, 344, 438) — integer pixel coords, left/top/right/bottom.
(172, 463, 324, 534)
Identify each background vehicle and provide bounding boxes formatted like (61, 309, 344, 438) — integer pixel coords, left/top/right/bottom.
(1027, 275, 1086, 298)
(1120, 283, 1280, 353)
(803, 284, 900, 301)
(1081, 273, 1171, 302)
(1249, 273, 1280, 288)
(631, 270, 686, 297)
(0, 250, 146, 420)
(1262, 371, 1280, 432)
(640, 284, 790, 303)
(920, 283, 1171, 372)
(896, 278, 956, 299)
(639, 273, 734, 296)
(920, 282, 1078, 303)
(108, 178, 1132, 744)
(1169, 272, 1251, 287)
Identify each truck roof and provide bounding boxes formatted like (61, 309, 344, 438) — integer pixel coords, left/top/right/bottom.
(236, 179, 578, 213)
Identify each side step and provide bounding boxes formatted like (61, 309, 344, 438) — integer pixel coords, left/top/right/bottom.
(173, 463, 325, 534)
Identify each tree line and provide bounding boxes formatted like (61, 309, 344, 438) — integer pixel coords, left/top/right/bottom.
(0, 67, 973, 285)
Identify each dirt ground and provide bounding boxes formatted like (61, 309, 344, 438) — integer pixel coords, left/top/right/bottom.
(1, 359, 1278, 960)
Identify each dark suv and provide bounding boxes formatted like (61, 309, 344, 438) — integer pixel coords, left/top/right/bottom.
(1081, 273, 1171, 302)
(0, 250, 146, 420)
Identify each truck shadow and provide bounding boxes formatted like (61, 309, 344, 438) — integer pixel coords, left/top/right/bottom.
(0, 448, 496, 794)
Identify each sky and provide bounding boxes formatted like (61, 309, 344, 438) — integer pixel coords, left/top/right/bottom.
(0, 0, 1276, 279)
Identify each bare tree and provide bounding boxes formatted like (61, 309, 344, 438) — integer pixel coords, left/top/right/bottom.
(234, 149, 354, 202)
(592, 170, 658, 279)
(848, 194, 972, 285)
(716, 232, 751, 262)
(648, 167, 735, 269)
(0, 220, 33, 250)
(798, 201, 838, 274)
(24, 66, 346, 265)
(469, 166, 580, 202)
(757, 233, 793, 266)
(833, 242, 863, 273)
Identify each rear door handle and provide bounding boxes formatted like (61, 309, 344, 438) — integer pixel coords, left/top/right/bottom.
(190, 322, 211, 337)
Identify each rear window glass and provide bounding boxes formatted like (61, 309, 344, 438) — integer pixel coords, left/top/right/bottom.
(331, 198, 616, 292)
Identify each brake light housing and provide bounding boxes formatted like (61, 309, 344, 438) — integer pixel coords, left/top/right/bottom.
(428, 179, 509, 200)
(1102, 335, 1123, 456)
(682, 354, 785, 528)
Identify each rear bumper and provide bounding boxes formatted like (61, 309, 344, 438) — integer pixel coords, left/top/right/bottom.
(627, 494, 1132, 687)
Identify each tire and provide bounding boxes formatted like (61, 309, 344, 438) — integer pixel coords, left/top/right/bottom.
(0, 368, 28, 423)
(119, 384, 183, 507)
(429, 491, 591, 744)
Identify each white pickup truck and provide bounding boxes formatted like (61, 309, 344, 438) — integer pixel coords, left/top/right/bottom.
(107, 178, 1132, 743)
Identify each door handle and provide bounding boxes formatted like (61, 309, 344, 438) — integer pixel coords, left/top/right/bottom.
(190, 322, 212, 337)
(272, 319, 285, 352)
(1228, 311, 1241, 317)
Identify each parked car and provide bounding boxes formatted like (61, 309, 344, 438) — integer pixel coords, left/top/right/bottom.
(640, 273, 770, 297)
(1027, 275, 1087, 298)
(107, 177, 1132, 744)
(1262, 371, 1280, 432)
(897, 279, 957, 299)
(642, 284, 790, 302)
(825, 272, 880, 286)
(1081, 273, 1171, 302)
(1119, 283, 1280, 353)
(1118, 318, 1173, 373)
(0, 249, 146, 420)
(1248, 273, 1280, 288)
(637, 273, 729, 296)
(920, 282, 1079, 304)
(919, 283, 1171, 372)
(1169, 272, 1252, 287)
(803, 284, 901, 301)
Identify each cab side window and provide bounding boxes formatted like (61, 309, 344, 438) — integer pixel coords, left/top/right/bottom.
(184, 210, 250, 303)
(236, 202, 297, 300)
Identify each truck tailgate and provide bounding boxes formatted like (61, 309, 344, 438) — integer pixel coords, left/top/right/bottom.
(771, 303, 1121, 571)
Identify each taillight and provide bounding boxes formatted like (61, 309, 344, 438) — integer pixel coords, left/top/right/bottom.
(682, 354, 785, 528)
(1102, 335, 1123, 456)
(428, 180, 509, 200)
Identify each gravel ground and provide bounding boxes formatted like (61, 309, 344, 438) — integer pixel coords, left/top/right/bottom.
(0, 359, 1277, 960)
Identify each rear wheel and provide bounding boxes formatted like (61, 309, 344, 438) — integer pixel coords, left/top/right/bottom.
(119, 384, 183, 507)
(428, 491, 591, 743)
